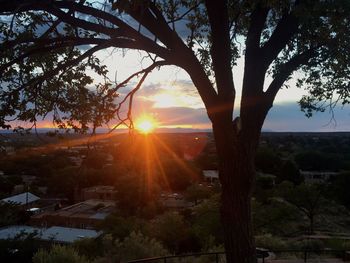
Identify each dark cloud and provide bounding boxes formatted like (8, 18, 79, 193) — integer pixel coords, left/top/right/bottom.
(264, 102, 350, 132)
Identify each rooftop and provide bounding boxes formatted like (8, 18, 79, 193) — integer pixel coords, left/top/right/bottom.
(1, 192, 40, 205)
(203, 170, 219, 179)
(0, 225, 100, 243)
(82, 185, 116, 193)
(32, 199, 116, 221)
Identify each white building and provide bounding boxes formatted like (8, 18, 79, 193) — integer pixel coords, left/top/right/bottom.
(202, 170, 219, 184)
(300, 170, 339, 184)
(1, 192, 40, 206)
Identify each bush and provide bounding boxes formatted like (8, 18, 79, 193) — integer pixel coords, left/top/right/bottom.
(32, 245, 89, 263)
(255, 234, 287, 250)
(93, 232, 168, 263)
(73, 237, 104, 259)
(296, 239, 324, 250)
(115, 231, 168, 261)
(149, 212, 192, 253)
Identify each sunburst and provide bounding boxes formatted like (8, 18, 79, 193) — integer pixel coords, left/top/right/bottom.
(135, 115, 157, 134)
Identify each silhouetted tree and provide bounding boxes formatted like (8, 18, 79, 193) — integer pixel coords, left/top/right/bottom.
(1, 1, 350, 262)
(278, 160, 303, 185)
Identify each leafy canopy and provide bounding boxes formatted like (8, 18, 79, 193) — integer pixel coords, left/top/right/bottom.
(0, 0, 350, 133)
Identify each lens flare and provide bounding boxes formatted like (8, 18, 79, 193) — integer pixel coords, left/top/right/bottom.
(136, 115, 157, 134)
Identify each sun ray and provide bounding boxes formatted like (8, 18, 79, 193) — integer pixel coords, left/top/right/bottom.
(153, 135, 200, 181)
(8, 132, 119, 161)
(148, 134, 171, 191)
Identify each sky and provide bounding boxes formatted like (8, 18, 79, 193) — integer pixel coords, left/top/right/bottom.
(3, 2, 349, 133)
(83, 48, 350, 133)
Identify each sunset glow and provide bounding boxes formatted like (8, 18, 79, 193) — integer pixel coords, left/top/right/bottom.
(135, 115, 157, 134)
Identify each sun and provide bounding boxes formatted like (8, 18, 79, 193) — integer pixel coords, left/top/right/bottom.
(135, 115, 157, 134)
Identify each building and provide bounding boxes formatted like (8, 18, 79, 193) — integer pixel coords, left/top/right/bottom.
(202, 170, 219, 184)
(80, 185, 117, 201)
(300, 170, 339, 184)
(1, 192, 40, 207)
(0, 225, 100, 244)
(160, 192, 192, 210)
(21, 175, 37, 185)
(30, 199, 116, 229)
(69, 156, 83, 166)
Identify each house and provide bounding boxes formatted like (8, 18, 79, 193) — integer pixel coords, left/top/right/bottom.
(30, 199, 116, 229)
(21, 175, 37, 185)
(202, 170, 219, 184)
(1, 192, 40, 207)
(69, 156, 83, 166)
(0, 225, 100, 244)
(80, 185, 117, 201)
(300, 170, 339, 184)
(160, 192, 192, 210)
(40, 226, 101, 243)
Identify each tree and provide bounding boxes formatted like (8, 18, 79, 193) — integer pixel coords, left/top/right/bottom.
(149, 211, 191, 253)
(295, 150, 341, 171)
(328, 172, 350, 208)
(1, 1, 350, 262)
(0, 202, 27, 226)
(278, 160, 303, 185)
(255, 147, 282, 174)
(276, 182, 325, 234)
(185, 184, 213, 205)
(0, 232, 41, 263)
(191, 194, 223, 249)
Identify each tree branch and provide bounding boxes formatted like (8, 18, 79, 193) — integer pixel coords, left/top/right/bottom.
(261, 10, 299, 68)
(264, 48, 316, 106)
(111, 60, 169, 131)
(0, 37, 108, 75)
(205, 0, 235, 117)
(241, 4, 270, 108)
(245, 5, 269, 55)
(166, 3, 200, 24)
(1, 36, 106, 50)
(20, 43, 113, 95)
(125, 2, 182, 51)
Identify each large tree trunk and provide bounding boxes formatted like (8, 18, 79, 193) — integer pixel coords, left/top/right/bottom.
(308, 214, 314, 235)
(213, 118, 260, 263)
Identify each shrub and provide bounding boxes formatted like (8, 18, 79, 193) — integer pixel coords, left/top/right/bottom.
(255, 234, 287, 250)
(32, 245, 89, 263)
(295, 239, 324, 250)
(116, 231, 168, 261)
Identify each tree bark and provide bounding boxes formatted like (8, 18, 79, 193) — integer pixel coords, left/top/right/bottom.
(309, 214, 314, 235)
(212, 117, 258, 263)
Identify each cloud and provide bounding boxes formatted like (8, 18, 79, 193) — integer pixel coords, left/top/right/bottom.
(135, 80, 204, 109)
(120, 90, 350, 132)
(140, 80, 199, 97)
(152, 107, 210, 128)
(264, 102, 350, 132)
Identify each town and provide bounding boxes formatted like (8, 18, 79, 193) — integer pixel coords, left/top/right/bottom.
(1, 132, 350, 262)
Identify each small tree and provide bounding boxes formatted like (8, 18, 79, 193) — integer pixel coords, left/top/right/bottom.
(278, 160, 303, 185)
(185, 184, 213, 205)
(277, 182, 325, 234)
